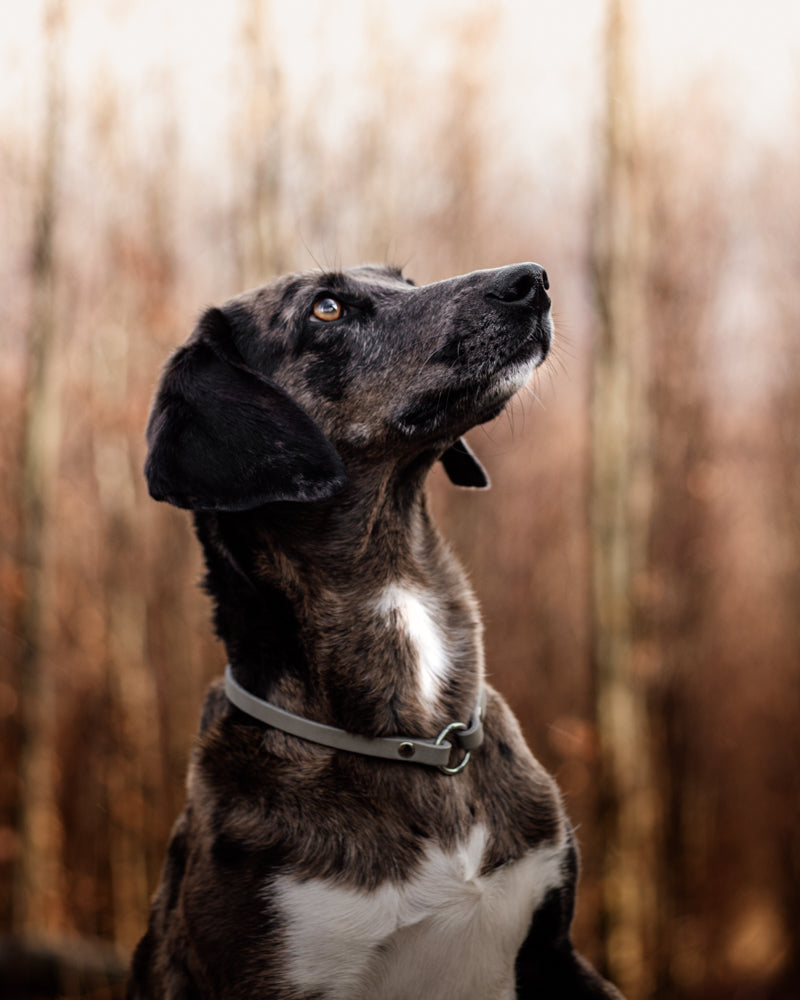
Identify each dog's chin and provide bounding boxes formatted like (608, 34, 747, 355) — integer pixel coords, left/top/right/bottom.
(388, 315, 551, 443)
(503, 351, 544, 392)
(481, 324, 551, 409)
(433, 339, 550, 436)
(462, 362, 537, 431)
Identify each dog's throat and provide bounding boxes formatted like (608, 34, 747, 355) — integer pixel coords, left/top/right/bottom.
(376, 582, 451, 708)
(224, 665, 486, 774)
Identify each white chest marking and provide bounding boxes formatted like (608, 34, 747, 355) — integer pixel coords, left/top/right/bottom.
(271, 826, 566, 1000)
(377, 583, 449, 708)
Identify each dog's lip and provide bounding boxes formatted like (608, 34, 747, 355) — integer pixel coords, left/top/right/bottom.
(501, 317, 552, 370)
(466, 320, 550, 416)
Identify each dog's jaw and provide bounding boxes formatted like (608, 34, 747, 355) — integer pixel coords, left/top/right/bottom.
(494, 305, 554, 391)
(494, 353, 545, 404)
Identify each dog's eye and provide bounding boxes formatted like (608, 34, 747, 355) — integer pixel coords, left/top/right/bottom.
(312, 297, 343, 322)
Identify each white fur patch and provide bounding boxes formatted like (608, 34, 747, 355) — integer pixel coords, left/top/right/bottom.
(494, 312, 553, 398)
(271, 826, 566, 1000)
(376, 583, 449, 709)
(343, 422, 372, 446)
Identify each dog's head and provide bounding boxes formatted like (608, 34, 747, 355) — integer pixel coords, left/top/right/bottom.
(144, 263, 552, 511)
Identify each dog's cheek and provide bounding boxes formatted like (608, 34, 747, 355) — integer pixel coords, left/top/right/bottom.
(341, 422, 374, 448)
(389, 381, 477, 439)
(302, 352, 352, 403)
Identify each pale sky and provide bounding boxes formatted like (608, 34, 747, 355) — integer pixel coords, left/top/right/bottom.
(3, 0, 798, 165)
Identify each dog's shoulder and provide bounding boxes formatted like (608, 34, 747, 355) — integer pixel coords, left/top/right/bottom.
(472, 686, 568, 863)
(198, 677, 228, 732)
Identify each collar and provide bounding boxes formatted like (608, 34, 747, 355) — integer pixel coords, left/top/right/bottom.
(224, 665, 486, 775)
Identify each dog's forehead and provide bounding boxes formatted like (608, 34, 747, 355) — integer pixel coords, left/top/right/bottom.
(338, 264, 414, 289)
(227, 264, 413, 315)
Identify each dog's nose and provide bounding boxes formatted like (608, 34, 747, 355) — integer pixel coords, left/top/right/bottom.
(486, 263, 549, 307)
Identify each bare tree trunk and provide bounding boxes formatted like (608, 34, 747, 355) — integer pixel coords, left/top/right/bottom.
(14, 0, 67, 935)
(769, 172, 800, 994)
(235, 0, 284, 287)
(590, 1, 657, 996)
(437, 6, 494, 276)
(642, 112, 728, 995)
(89, 107, 179, 950)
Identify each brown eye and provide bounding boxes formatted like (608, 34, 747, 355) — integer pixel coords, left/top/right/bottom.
(312, 297, 343, 321)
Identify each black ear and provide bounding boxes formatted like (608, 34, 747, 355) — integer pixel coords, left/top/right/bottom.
(439, 438, 490, 489)
(144, 308, 347, 510)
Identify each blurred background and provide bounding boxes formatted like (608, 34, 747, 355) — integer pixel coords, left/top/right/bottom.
(1, 0, 799, 997)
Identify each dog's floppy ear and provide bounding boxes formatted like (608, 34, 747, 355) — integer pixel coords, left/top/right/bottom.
(144, 308, 347, 511)
(439, 438, 490, 489)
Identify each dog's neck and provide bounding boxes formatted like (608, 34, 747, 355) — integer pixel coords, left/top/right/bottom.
(195, 463, 485, 740)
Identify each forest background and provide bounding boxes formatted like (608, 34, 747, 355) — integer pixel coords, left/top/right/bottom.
(1, 1, 799, 998)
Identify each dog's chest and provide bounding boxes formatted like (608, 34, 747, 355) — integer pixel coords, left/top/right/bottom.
(271, 824, 565, 1000)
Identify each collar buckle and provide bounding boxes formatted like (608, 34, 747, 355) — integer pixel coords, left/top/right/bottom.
(435, 721, 471, 774)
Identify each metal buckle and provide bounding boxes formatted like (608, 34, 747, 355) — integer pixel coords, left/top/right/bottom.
(435, 721, 470, 775)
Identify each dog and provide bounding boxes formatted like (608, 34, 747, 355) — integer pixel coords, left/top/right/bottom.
(129, 263, 623, 999)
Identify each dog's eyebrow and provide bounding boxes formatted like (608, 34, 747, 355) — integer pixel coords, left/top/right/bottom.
(315, 272, 367, 296)
(315, 271, 351, 287)
(279, 277, 310, 306)
(318, 268, 411, 295)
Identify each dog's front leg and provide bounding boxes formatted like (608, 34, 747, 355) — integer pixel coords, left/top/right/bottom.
(513, 847, 625, 999)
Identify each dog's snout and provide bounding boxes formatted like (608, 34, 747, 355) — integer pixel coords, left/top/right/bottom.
(486, 263, 549, 307)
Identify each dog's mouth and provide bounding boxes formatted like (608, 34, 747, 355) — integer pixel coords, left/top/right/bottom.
(478, 304, 554, 399)
(471, 328, 550, 420)
(501, 312, 552, 371)
(392, 311, 552, 440)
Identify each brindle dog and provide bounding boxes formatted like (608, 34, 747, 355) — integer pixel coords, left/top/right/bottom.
(129, 263, 623, 999)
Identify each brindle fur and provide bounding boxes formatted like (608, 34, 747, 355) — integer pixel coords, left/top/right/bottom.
(129, 264, 623, 999)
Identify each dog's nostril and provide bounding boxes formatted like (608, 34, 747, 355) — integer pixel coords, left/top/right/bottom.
(486, 263, 548, 304)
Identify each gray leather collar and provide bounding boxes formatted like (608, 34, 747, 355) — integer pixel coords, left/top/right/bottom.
(224, 665, 486, 774)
